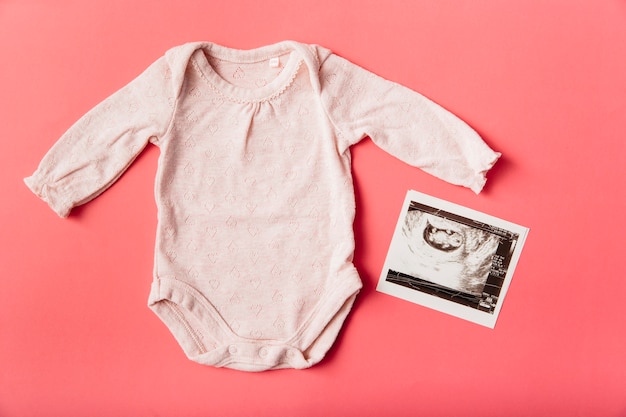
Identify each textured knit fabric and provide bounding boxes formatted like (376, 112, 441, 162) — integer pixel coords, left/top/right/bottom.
(24, 41, 501, 371)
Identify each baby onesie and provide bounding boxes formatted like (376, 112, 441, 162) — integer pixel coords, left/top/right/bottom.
(24, 41, 500, 371)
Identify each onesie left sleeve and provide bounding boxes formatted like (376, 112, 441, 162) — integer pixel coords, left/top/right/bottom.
(318, 53, 500, 193)
(24, 55, 176, 217)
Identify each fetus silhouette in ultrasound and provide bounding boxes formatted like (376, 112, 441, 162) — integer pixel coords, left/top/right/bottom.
(388, 209, 499, 296)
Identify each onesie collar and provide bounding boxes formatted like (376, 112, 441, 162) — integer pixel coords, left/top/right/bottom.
(190, 41, 309, 103)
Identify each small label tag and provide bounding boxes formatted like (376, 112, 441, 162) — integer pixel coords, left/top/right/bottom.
(269, 57, 280, 68)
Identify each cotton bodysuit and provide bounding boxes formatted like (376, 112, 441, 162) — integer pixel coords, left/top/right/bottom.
(25, 41, 501, 371)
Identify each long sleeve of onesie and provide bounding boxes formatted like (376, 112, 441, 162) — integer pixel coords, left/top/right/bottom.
(24, 56, 177, 218)
(318, 53, 500, 193)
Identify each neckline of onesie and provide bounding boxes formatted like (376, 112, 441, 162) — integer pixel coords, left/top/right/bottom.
(192, 41, 304, 104)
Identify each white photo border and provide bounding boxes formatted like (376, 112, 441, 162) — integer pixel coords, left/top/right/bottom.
(376, 190, 529, 328)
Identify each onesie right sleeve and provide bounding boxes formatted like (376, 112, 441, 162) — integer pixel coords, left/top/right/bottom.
(318, 53, 500, 193)
(24, 55, 177, 217)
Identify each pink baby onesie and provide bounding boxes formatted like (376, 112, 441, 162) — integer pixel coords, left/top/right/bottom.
(24, 41, 500, 371)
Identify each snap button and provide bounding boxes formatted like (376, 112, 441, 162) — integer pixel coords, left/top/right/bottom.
(258, 347, 269, 358)
(228, 345, 238, 354)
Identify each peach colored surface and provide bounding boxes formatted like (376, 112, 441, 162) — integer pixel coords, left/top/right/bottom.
(2, 1, 625, 416)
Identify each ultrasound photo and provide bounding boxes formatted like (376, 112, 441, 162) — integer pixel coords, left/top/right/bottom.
(377, 191, 528, 328)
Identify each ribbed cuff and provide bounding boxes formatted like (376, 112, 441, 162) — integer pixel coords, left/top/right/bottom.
(24, 175, 72, 218)
(469, 151, 501, 194)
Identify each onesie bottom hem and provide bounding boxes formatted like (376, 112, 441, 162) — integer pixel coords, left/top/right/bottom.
(147, 272, 362, 372)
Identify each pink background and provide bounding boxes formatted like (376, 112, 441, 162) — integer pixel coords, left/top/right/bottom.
(2, 1, 625, 416)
